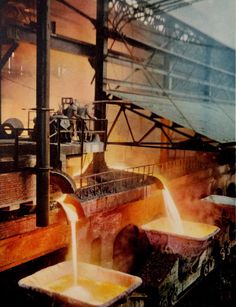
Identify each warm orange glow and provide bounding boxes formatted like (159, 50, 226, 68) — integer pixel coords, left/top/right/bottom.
(47, 275, 127, 305)
(142, 175, 220, 239)
(57, 194, 79, 223)
(57, 194, 82, 285)
(108, 162, 131, 169)
(19, 261, 142, 307)
(142, 217, 219, 239)
(58, 193, 85, 219)
(152, 173, 184, 234)
(68, 154, 93, 177)
(162, 185, 184, 234)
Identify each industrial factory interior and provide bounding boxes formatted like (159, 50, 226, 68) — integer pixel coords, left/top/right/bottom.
(0, 0, 235, 306)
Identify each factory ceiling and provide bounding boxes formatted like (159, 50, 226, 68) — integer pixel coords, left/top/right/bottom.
(1, 0, 235, 146)
(115, 0, 206, 13)
(105, 0, 236, 145)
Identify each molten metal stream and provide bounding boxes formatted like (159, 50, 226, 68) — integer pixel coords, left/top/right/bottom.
(53, 195, 133, 305)
(57, 195, 78, 285)
(162, 185, 184, 234)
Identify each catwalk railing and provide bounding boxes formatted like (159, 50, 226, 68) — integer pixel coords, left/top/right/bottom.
(75, 157, 208, 201)
(75, 164, 155, 200)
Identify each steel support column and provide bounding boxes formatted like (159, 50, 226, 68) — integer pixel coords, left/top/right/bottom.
(93, 0, 108, 172)
(160, 42, 173, 162)
(0, 44, 2, 124)
(0, 4, 3, 124)
(94, 0, 108, 122)
(36, 0, 51, 227)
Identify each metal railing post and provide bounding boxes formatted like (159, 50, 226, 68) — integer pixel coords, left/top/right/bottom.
(14, 128, 19, 169)
(56, 118, 61, 169)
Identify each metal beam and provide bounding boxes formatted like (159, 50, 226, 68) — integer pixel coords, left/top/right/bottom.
(107, 141, 217, 151)
(106, 100, 193, 138)
(105, 100, 220, 151)
(51, 33, 95, 57)
(11, 24, 95, 57)
(36, 0, 51, 227)
(56, 0, 96, 26)
(104, 77, 234, 104)
(107, 28, 235, 78)
(107, 105, 123, 139)
(106, 54, 235, 93)
(0, 42, 19, 70)
(0, 44, 1, 124)
(123, 109, 135, 142)
(137, 124, 156, 144)
(9, 25, 235, 95)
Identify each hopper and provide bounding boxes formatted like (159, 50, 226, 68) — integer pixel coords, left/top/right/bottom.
(18, 261, 142, 307)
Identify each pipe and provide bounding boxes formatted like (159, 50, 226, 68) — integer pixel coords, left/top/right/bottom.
(36, 0, 51, 227)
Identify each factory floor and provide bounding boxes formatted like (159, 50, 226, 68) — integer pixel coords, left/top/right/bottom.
(176, 260, 236, 307)
(0, 249, 235, 307)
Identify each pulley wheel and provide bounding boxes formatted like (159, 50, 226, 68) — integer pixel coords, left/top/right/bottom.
(3, 118, 24, 136)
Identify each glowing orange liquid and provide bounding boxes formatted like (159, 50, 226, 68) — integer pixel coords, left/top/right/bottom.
(47, 275, 127, 305)
(143, 217, 219, 239)
(162, 186, 184, 234)
(57, 195, 80, 285)
(56, 195, 129, 305)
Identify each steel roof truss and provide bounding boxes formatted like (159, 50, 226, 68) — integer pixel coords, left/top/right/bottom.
(106, 101, 219, 151)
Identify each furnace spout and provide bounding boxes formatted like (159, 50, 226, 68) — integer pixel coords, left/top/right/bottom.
(57, 194, 85, 221)
(152, 174, 165, 190)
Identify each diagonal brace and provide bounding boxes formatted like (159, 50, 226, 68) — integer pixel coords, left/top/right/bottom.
(0, 41, 19, 70)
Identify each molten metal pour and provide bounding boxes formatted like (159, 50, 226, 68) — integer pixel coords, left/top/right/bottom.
(49, 194, 142, 306)
(57, 194, 79, 285)
(162, 185, 184, 234)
